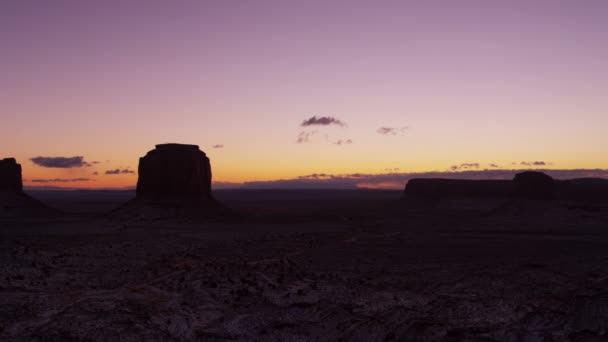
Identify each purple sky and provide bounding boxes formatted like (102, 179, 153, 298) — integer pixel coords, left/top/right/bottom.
(1, 1, 607, 188)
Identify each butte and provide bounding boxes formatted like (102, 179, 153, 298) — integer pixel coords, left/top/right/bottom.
(114, 144, 233, 221)
(0, 158, 57, 218)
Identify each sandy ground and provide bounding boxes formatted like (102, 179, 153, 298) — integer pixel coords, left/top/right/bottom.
(1, 190, 608, 341)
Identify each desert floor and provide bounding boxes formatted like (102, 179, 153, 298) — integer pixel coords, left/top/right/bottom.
(1, 190, 608, 341)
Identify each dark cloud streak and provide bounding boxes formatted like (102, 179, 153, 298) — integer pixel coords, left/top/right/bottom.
(521, 161, 547, 166)
(301, 116, 346, 127)
(450, 163, 480, 171)
(30, 156, 90, 168)
(105, 169, 136, 175)
(30, 178, 93, 183)
(377, 127, 408, 135)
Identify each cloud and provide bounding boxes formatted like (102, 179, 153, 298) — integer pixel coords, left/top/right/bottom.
(212, 144, 224, 149)
(296, 130, 318, 144)
(105, 168, 136, 175)
(489, 163, 500, 168)
(377, 127, 408, 135)
(521, 161, 547, 166)
(300, 116, 346, 127)
(93, 172, 99, 175)
(30, 178, 93, 183)
(298, 173, 333, 180)
(240, 169, 608, 190)
(450, 163, 480, 171)
(30, 156, 91, 168)
(334, 139, 353, 145)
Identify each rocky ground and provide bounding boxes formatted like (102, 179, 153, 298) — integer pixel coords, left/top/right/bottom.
(1, 190, 608, 341)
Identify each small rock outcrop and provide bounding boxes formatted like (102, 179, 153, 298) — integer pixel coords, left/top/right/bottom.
(0, 158, 23, 192)
(513, 171, 555, 200)
(136, 144, 212, 198)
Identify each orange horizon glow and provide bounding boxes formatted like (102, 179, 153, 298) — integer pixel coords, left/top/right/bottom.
(17, 149, 608, 190)
(3, 2, 608, 189)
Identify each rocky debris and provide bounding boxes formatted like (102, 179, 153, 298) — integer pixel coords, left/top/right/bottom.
(0, 158, 23, 192)
(137, 144, 212, 197)
(513, 171, 555, 200)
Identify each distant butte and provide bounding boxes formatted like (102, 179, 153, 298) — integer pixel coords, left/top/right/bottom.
(115, 144, 234, 221)
(0, 158, 23, 192)
(513, 171, 555, 200)
(0, 157, 57, 217)
(136, 143, 212, 198)
(403, 171, 608, 203)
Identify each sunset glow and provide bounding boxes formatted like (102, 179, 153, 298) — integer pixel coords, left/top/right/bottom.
(1, 1, 607, 189)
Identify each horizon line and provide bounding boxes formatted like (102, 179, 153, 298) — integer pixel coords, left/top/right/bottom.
(22, 168, 608, 191)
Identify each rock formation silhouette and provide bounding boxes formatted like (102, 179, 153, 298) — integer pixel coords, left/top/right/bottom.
(137, 144, 212, 197)
(404, 171, 607, 205)
(0, 158, 23, 192)
(513, 171, 555, 200)
(115, 144, 233, 221)
(0, 158, 57, 217)
(403, 171, 561, 201)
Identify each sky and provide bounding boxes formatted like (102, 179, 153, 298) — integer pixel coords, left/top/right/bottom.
(1, 0, 607, 189)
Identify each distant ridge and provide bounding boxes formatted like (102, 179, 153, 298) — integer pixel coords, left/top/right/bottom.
(241, 169, 608, 190)
(404, 171, 608, 202)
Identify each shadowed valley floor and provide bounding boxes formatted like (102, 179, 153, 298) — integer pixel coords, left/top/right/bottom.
(1, 190, 608, 341)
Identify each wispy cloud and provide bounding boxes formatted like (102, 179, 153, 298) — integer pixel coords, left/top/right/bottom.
(30, 178, 93, 183)
(520, 161, 547, 166)
(450, 163, 480, 171)
(296, 130, 318, 144)
(105, 168, 136, 175)
(298, 173, 334, 180)
(212, 144, 224, 149)
(377, 127, 408, 135)
(334, 139, 353, 145)
(301, 116, 346, 127)
(30, 156, 91, 168)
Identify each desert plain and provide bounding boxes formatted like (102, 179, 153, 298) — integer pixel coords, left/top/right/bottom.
(1, 189, 608, 341)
